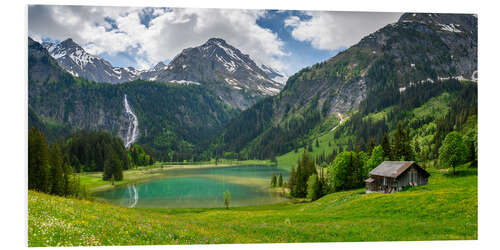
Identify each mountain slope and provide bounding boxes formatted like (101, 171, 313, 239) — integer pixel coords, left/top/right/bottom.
(217, 13, 477, 159)
(29, 37, 238, 160)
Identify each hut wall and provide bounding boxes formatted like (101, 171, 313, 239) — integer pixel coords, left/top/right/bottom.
(396, 165, 429, 188)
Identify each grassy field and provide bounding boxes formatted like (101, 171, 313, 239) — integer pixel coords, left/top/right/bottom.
(28, 165, 477, 246)
(276, 131, 337, 170)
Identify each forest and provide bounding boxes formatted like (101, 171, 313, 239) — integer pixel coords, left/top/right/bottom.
(28, 127, 154, 197)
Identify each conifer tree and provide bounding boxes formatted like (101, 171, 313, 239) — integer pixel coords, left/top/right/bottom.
(288, 166, 296, 191)
(307, 174, 321, 201)
(62, 156, 72, 196)
(270, 173, 277, 187)
(367, 138, 376, 155)
(278, 172, 283, 187)
(380, 133, 392, 159)
(49, 142, 64, 196)
(28, 127, 51, 193)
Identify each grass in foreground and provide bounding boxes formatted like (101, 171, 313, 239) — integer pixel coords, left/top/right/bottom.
(28, 166, 477, 246)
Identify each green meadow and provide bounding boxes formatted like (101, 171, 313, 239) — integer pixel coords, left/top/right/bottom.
(28, 165, 477, 246)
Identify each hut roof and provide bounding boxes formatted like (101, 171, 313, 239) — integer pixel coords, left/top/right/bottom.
(364, 178, 375, 183)
(369, 161, 429, 178)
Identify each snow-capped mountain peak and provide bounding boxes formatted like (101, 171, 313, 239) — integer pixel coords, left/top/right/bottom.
(40, 37, 285, 109)
(42, 38, 140, 83)
(153, 62, 168, 71)
(259, 64, 288, 85)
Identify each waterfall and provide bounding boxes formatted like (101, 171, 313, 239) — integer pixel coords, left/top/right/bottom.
(127, 184, 139, 208)
(123, 94, 139, 148)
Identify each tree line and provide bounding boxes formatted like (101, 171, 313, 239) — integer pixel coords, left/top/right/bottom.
(284, 121, 477, 201)
(29, 128, 158, 199)
(28, 127, 85, 198)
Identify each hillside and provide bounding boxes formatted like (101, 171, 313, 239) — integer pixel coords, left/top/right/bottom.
(28, 166, 477, 246)
(217, 13, 477, 159)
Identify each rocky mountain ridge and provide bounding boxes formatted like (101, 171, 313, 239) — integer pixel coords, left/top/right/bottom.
(41, 38, 287, 109)
(218, 13, 478, 158)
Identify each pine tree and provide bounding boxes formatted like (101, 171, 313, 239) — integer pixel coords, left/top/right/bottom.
(292, 151, 317, 197)
(49, 142, 64, 196)
(392, 122, 405, 160)
(28, 127, 51, 193)
(111, 152, 124, 181)
(62, 156, 72, 196)
(315, 138, 320, 147)
(380, 133, 392, 160)
(288, 166, 296, 192)
(307, 174, 321, 201)
(403, 126, 414, 161)
(270, 173, 277, 187)
(278, 172, 283, 187)
(367, 138, 376, 155)
(414, 139, 421, 159)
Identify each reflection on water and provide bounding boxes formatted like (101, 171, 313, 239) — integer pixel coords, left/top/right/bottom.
(95, 165, 289, 208)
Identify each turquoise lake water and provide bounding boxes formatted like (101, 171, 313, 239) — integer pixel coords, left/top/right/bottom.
(95, 165, 289, 208)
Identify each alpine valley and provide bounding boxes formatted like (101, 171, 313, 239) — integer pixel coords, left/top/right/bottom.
(29, 37, 286, 160)
(28, 12, 477, 163)
(27, 10, 478, 246)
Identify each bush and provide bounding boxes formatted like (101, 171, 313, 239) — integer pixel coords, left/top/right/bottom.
(327, 151, 366, 192)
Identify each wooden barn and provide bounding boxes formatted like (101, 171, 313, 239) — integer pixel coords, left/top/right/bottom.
(365, 161, 430, 193)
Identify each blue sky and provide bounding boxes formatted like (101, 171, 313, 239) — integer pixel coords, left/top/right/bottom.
(28, 6, 401, 75)
(256, 10, 342, 75)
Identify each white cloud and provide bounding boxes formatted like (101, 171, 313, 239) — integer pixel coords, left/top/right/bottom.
(28, 5, 288, 71)
(285, 11, 401, 51)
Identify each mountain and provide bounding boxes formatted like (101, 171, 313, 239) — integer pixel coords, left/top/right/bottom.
(42, 39, 141, 84)
(29, 37, 238, 161)
(259, 64, 288, 84)
(217, 13, 477, 159)
(150, 38, 285, 109)
(41, 37, 286, 109)
(138, 62, 168, 81)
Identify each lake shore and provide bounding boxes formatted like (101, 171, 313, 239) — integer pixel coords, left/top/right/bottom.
(80, 161, 277, 193)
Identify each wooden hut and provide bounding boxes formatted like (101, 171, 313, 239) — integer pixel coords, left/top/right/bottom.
(365, 161, 430, 193)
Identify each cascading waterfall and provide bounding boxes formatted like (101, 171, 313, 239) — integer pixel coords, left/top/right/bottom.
(123, 94, 139, 148)
(127, 184, 139, 208)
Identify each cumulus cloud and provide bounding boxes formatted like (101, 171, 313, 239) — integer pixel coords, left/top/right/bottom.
(28, 5, 288, 71)
(285, 11, 401, 51)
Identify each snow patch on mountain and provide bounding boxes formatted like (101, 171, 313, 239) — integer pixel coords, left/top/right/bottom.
(439, 23, 462, 33)
(170, 80, 201, 85)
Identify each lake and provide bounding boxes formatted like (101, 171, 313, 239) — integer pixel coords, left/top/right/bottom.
(94, 165, 289, 208)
